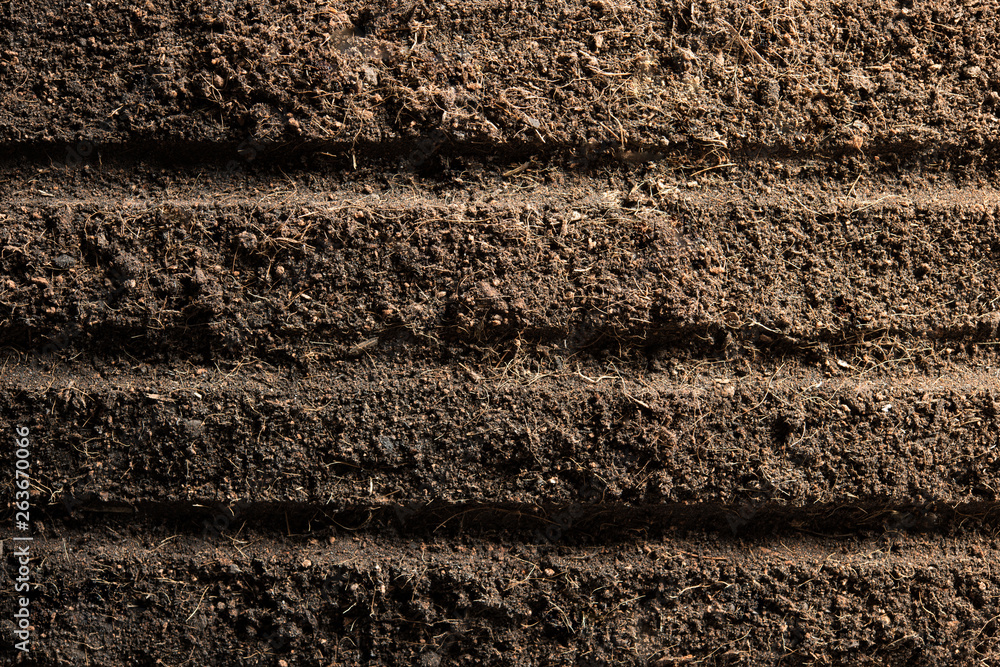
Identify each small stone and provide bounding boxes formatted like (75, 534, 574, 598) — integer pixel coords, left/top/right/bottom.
(757, 78, 781, 106)
(237, 231, 258, 249)
(961, 65, 983, 80)
(54, 254, 77, 269)
(420, 653, 441, 667)
(182, 419, 204, 437)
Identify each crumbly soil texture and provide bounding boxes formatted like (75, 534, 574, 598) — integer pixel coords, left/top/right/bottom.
(4, 1, 1000, 665)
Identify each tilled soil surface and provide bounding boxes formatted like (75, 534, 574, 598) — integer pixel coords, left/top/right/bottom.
(4, 1, 1000, 666)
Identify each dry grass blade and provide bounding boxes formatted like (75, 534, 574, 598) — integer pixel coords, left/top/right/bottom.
(719, 19, 768, 67)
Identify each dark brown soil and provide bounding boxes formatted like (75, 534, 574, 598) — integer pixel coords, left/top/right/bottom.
(4, 1, 1000, 665)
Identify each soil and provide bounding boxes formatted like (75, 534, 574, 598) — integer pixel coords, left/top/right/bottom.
(3, 1, 1000, 665)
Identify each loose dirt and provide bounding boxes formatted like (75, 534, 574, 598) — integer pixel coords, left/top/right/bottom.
(3, 1, 1000, 665)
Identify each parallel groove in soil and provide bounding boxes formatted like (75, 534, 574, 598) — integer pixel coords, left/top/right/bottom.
(28, 498, 1000, 541)
(2, 138, 1000, 170)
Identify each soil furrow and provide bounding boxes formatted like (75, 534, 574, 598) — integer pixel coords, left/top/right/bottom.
(2, 1, 999, 161)
(3, 173, 1000, 365)
(22, 498, 1000, 542)
(4, 360, 1000, 507)
(9, 528, 1000, 666)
